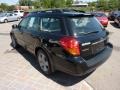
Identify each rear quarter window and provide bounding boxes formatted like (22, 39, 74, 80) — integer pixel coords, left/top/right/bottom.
(41, 18, 62, 34)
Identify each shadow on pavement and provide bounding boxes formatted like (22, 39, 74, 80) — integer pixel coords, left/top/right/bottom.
(0, 33, 10, 36)
(14, 46, 92, 86)
(110, 22, 120, 29)
(0, 20, 19, 24)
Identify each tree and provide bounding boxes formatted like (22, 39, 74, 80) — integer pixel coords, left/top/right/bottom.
(34, 0, 73, 8)
(97, 0, 105, 10)
(66, 0, 73, 7)
(0, 3, 8, 10)
(96, 0, 120, 10)
(89, 1, 96, 7)
(33, 0, 42, 9)
(8, 5, 15, 11)
(0, 3, 15, 11)
(19, 0, 32, 6)
(29, 0, 74, 9)
(52, 0, 66, 8)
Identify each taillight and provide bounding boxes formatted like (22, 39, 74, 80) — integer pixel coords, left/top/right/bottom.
(59, 36, 80, 56)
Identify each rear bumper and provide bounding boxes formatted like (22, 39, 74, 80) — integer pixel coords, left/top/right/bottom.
(55, 44, 112, 76)
(0, 19, 4, 23)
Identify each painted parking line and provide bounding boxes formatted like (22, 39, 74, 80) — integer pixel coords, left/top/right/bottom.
(80, 81, 93, 90)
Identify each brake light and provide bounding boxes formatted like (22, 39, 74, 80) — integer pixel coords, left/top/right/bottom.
(59, 36, 80, 56)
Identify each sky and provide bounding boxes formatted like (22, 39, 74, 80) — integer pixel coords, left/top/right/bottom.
(0, 0, 97, 5)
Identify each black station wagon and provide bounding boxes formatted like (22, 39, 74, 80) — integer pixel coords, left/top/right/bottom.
(10, 9, 112, 76)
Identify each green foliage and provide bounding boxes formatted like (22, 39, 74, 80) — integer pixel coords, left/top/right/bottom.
(96, 0, 120, 11)
(32, 0, 73, 9)
(7, 5, 15, 11)
(32, 0, 42, 9)
(66, 0, 73, 7)
(19, 0, 32, 6)
(53, 0, 66, 8)
(0, 3, 8, 11)
(41, 0, 52, 8)
(0, 3, 15, 11)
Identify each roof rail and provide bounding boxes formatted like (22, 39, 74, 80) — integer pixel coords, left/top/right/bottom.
(43, 9, 63, 13)
(30, 9, 86, 15)
(43, 9, 86, 13)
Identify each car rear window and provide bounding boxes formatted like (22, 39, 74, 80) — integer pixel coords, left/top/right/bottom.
(69, 17, 104, 36)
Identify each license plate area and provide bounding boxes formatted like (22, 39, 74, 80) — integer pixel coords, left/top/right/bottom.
(92, 40, 105, 54)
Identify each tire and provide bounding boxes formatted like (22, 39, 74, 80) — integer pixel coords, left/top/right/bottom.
(4, 19, 8, 23)
(11, 35, 19, 48)
(118, 23, 120, 28)
(37, 49, 52, 75)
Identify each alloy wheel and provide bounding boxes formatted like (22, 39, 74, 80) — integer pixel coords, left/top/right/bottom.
(37, 50, 50, 74)
(4, 19, 8, 23)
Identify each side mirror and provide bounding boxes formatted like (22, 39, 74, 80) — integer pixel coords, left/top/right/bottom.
(12, 24, 18, 29)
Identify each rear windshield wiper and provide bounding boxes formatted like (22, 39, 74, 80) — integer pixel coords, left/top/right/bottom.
(84, 31, 99, 35)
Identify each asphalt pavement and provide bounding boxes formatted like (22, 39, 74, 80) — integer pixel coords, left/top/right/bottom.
(0, 21, 120, 90)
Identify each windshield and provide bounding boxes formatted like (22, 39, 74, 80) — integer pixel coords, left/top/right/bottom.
(0, 13, 7, 17)
(69, 17, 103, 36)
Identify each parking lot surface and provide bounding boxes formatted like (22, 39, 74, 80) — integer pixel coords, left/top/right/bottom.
(0, 21, 120, 90)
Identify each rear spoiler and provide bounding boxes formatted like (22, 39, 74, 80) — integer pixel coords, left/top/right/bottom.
(68, 13, 94, 17)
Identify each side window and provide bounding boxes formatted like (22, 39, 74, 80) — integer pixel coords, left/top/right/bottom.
(9, 14, 13, 16)
(20, 11, 24, 13)
(41, 18, 61, 33)
(19, 17, 30, 29)
(7, 13, 13, 17)
(27, 17, 39, 31)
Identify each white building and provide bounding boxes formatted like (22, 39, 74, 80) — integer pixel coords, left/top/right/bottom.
(72, 0, 88, 7)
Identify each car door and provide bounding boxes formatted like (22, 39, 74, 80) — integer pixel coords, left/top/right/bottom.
(7, 13, 15, 21)
(12, 14, 18, 21)
(40, 17, 66, 69)
(22, 16, 40, 53)
(40, 17, 64, 52)
(14, 17, 30, 47)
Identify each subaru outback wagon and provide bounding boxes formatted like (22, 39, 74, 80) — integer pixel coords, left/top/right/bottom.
(10, 9, 112, 76)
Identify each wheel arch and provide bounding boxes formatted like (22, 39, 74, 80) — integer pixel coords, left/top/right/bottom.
(10, 32, 15, 39)
(4, 19, 8, 22)
(35, 46, 55, 73)
(10, 32, 13, 36)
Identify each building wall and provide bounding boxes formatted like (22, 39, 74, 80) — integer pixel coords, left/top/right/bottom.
(72, 0, 88, 7)
(15, 6, 34, 11)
